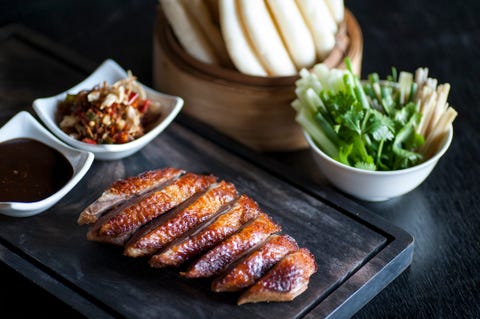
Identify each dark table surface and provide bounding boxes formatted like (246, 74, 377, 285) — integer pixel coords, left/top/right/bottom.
(1, 0, 479, 318)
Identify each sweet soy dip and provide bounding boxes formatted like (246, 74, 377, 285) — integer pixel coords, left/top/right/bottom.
(0, 138, 73, 202)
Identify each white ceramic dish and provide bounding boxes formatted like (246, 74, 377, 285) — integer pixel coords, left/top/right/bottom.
(33, 59, 183, 160)
(0, 111, 94, 217)
(305, 125, 453, 201)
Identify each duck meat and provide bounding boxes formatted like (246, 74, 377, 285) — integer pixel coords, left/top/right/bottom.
(237, 248, 317, 305)
(124, 181, 238, 258)
(181, 213, 281, 279)
(78, 167, 184, 225)
(211, 234, 299, 292)
(86, 173, 216, 245)
(149, 194, 261, 268)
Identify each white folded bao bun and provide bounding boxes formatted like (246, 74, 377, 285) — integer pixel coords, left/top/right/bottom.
(296, 0, 336, 60)
(160, 0, 218, 64)
(238, 0, 297, 76)
(325, 0, 345, 24)
(266, 0, 316, 70)
(219, 0, 268, 76)
(180, 0, 231, 66)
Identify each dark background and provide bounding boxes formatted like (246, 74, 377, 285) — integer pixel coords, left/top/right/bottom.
(1, 0, 479, 318)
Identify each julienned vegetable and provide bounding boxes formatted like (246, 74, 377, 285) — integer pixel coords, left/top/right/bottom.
(292, 58, 457, 171)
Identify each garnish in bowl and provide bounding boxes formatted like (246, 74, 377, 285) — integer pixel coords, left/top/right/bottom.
(293, 58, 457, 201)
(56, 72, 161, 145)
(292, 58, 457, 171)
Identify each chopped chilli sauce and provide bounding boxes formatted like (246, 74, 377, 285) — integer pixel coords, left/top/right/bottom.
(56, 72, 161, 144)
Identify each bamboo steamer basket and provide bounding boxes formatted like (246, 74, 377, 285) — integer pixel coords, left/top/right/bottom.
(153, 7, 363, 151)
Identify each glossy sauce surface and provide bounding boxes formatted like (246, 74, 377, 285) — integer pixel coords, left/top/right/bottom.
(0, 138, 73, 202)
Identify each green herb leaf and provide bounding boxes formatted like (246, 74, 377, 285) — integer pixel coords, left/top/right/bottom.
(292, 59, 426, 171)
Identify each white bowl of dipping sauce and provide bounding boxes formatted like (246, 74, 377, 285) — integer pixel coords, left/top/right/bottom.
(0, 111, 94, 217)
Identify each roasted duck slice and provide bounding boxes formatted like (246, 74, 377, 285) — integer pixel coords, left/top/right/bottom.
(78, 167, 184, 225)
(149, 194, 261, 268)
(124, 181, 238, 257)
(211, 234, 299, 292)
(87, 173, 216, 245)
(237, 248, 317, 305)
(181, 213, 281, 279)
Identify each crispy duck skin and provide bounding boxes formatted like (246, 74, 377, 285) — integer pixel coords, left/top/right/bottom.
(211, 234, 299, 292)
(124, 181, 238, 258)
(87, 173, 217, 245)
(78, 168, 184, 225)
(181, 213, 281, 279)
(237, 248, 317, 305)
(149, 194, 261, 268)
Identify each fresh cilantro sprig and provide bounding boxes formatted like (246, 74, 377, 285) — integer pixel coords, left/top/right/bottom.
(292, 58, 424, 171)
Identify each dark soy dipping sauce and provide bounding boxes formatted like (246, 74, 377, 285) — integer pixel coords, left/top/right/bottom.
(0, 138, 73, 202)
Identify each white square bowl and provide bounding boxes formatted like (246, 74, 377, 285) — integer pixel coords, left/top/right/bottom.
(33, 59, 183, 160)
(0, 111, 94, 217)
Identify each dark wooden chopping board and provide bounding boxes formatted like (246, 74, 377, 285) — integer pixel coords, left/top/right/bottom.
(0, 25, 413, 319)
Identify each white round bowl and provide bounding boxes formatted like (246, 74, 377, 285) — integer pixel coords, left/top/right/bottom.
(304, 126, 453, 201)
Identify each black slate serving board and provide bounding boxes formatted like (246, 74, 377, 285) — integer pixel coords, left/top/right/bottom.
(0, 25, 413, 319)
